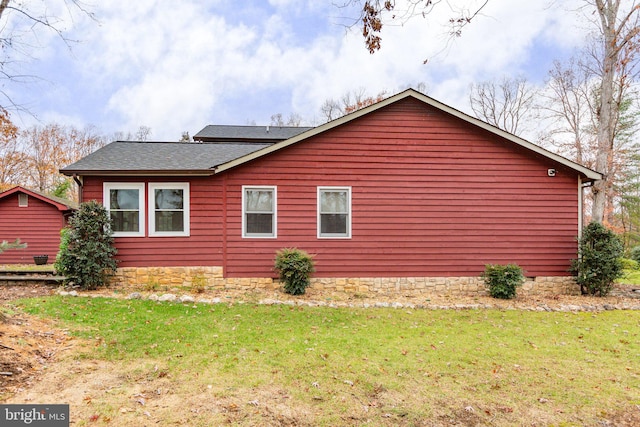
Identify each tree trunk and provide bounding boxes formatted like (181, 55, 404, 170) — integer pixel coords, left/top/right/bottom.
(592, 0, 621, 224)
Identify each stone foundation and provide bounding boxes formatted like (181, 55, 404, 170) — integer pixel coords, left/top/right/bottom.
(112, 266, 224, 291)
(111, 266, 580, 297)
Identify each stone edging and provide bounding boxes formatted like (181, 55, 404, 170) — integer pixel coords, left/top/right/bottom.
(56, 290, 640, 312)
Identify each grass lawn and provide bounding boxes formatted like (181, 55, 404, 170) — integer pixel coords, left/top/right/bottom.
(13, 296, 640, 426)
(619, 269, 640, 286)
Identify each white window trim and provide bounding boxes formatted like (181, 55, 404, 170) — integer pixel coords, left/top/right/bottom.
(148, 183, 190, 237)
(242, 185, 277, 238)
(103, 183, 145, 237)
(18, 193, 28, 207)
(317, 186, 352, 239)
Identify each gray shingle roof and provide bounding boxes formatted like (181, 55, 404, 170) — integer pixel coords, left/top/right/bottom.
(61, 141, 272, 175)
(193, 125, 312, 142)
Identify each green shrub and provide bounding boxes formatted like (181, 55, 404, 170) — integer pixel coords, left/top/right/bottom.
(481, 264, 525, 299)
(620, 258, 639, 271)
(274, 248, 315, 295)
(54, 228, 70, 274)
(56, 200, 118, 290)
(570, 222, 623, 297)
(630, 246, 640, 263)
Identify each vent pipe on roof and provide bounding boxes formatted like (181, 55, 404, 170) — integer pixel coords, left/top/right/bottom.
(266, 125, 270, 133)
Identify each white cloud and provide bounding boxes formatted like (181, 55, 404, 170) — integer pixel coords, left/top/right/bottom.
(15, 0, 601, 140)
(78, 2, 260, 138)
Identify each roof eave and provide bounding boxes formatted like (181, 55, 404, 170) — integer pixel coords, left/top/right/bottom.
(60, 169, 216, 177)
(193, 137, 287, 143)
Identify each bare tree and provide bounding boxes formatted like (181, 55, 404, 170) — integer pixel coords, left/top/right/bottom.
(537, 58, 599, 167)
(320, 88, 388, 123)
(0, 1, 96, 111)
(469, 76, 536, 136)
(590, 0, 640, 223)
(270, 113, 303, 127)
(340, 0, 489, 53)
(270, 113, 284, 126)
(286, 113, 303, 127)
(539, 28, 640, 226)
(113, 126, 153, 141)
(135, 125, 152, 141)
(320, 98, 343, 122)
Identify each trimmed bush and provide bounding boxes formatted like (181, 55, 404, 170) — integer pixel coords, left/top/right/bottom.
(482, 264, 525, 299)
(274, 248, 315, 295)
(570, 222, 623, 297)
(56, 200, 118, 290)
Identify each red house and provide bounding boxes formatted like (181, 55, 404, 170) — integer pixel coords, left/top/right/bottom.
(0, 186, 77, 264)
(61, 90, 602, 294)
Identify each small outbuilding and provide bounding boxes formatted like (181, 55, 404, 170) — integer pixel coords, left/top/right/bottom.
(0, 186, 77, 264)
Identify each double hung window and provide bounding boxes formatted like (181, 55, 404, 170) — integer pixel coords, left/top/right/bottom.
(318, 187, 351, 238)
(104, 183, 145, 237)
(149, 183, 190, 236)
(243, 186, 276, 238)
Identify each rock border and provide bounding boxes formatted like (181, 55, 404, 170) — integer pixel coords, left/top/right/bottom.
(56, 289, 640, 312)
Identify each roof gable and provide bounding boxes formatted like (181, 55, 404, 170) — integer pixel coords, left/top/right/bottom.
(61, 90, 602, 181)
(214, 89, 602, 181)
(0, 186, 78, 211)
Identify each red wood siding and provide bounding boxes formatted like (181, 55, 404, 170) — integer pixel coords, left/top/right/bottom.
(81, 176, 225, 267)
(83, 98, 582, 278)
(222, 98, 580, 278)
(0, 193, 67, 264)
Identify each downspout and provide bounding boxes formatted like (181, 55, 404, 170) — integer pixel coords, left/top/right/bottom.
(579, 177, 595, 238)
(72, 174, 83, 202)
(578, 176, 583, 240)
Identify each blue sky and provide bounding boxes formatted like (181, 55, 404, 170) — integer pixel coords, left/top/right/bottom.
(3, 0, 593, 140)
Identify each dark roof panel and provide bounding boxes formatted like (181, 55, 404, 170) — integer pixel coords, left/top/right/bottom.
(61, 141, 272, 175)
(193, 125, 312, 142)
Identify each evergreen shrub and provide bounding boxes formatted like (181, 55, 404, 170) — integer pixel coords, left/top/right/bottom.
(482, 264, 525, 299)
(570, 222, 623, 296)
(56, 200, 118, 290)
(274, 248, 315, 295)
